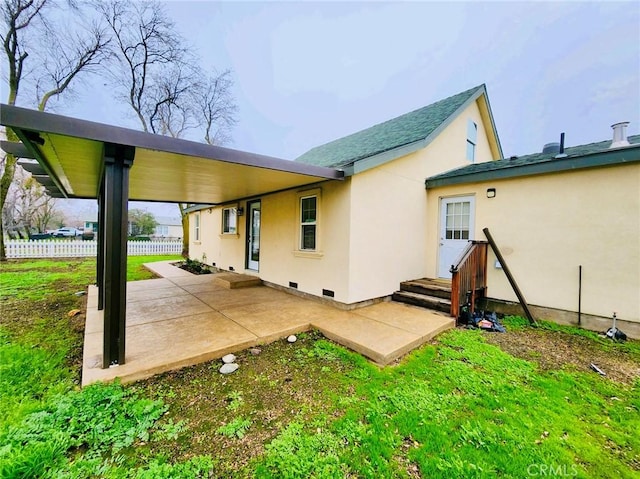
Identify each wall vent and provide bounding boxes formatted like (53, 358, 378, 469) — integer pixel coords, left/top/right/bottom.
(322, 289, 335, 298)
(289, 281, 298, 289)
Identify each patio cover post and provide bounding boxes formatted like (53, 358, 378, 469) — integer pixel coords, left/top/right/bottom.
(97, 178, 105, 311)
(102, 143, 134, 368)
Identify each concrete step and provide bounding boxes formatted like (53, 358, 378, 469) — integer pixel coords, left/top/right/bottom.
(400, 279, 451, 299)
(214, 273, 262, 289)
(392, 290, 451, 314)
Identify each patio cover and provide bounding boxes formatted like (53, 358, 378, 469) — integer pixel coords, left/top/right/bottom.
(0, 105, 343, 203)
(0, 104, 344, 369)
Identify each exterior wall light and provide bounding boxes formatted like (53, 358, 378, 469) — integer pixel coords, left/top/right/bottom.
(486, 188, 496, 198)
(237, 206, 244, 216)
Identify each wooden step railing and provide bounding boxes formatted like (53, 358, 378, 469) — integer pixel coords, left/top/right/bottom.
(450, 240, 488, 318)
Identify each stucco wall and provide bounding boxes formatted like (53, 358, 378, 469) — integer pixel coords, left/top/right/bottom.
(346, 99, 497, 303)
(189, 97, 499, 306)
(189, 179, 352, 303)
(426, 163, 640, 323)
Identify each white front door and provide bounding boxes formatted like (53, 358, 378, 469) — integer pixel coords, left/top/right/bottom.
(438, 196, 475, 278)
(246, 200, 261, 271)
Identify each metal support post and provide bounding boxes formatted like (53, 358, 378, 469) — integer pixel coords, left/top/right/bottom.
(102, 143, 134, 368)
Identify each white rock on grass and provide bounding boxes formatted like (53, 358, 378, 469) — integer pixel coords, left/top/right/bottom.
(222, 353, 236, 364)
(219, 363, 239, 374)
(250, 348, 262, 355)
(287, 335, 297, 343)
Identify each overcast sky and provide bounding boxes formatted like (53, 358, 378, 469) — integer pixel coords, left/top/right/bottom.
(9, 1, 640, 218)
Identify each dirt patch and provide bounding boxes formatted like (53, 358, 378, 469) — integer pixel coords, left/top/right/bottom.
(482, 327, 640, 385)
(132, 331, 354, 477)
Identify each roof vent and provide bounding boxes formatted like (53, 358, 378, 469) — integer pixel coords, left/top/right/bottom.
(542, 142, 560, 154)
(610, 121, 630, 148)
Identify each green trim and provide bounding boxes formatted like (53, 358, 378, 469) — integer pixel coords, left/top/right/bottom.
(425, 145, 640, 188)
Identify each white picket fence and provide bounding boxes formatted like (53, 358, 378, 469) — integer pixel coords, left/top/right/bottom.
(5, 239, 182, 259)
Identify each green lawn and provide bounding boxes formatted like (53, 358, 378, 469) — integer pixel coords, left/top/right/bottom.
(0, 258, 638, 478)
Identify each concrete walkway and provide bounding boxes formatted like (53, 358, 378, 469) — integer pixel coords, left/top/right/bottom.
(82, 261, 454, 385)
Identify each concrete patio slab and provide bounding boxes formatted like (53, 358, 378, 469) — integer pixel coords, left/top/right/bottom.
(193, 287, 291, 311)
(83, 311, 258, 384)
(354, 302, 454, 338)
(312, 312, 426, 365)
(127, 284, 189, 303)
(125, 294, 212, 327)
(178, 281, 227, 294)
(168, 274, 225, 287)
(222, 309, 312, 343)
(82, 261, 455, 385)
(127, 277, 177, 291)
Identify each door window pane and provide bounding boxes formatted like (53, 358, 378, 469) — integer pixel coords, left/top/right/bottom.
(444, 200, 471, 241)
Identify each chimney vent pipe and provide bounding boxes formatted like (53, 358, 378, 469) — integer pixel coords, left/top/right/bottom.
(610, 122, 630, 148)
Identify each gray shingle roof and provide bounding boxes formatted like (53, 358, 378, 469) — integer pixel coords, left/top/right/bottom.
(295, 84, 486, 168)
(426, 134, 640, 186)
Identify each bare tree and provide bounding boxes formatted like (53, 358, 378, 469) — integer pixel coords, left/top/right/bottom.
(1, 0, 110, 260)
(98, 0, 187, 133)
(1, 0, 47, 258)
(11, 171, 58, 232)
(199, 69, 237, 147)
(100, 0, 237, 259)
(35, 19, 110, 110)
(2, 165, 60, 235)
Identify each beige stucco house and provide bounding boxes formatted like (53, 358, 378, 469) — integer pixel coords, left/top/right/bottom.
(188, 85, 640, 338)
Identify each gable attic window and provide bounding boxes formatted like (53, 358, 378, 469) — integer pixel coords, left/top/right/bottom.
(222, 207, 237, 234)
(194, 212, 201, 241)
(466, 119, 477, 162)
(300, 195, 318, 250)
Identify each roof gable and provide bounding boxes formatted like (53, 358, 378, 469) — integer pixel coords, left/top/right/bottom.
(296, 84, 497, 170)
(426, 134, 640, 187)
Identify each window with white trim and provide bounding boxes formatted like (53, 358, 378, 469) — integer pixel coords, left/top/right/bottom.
(194, 212, 200, 241)
(222, 207, 237, 234)
(466, 119, 477, 162)
(300, 195, 317, 250)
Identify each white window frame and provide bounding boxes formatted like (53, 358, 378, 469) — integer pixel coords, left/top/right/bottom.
(222, 207, 237, 234)
(466, 119, 477, 163)
(294, 188, 323, 258)
(194, 212, 200, 242)
(300, 195, 317, 250)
